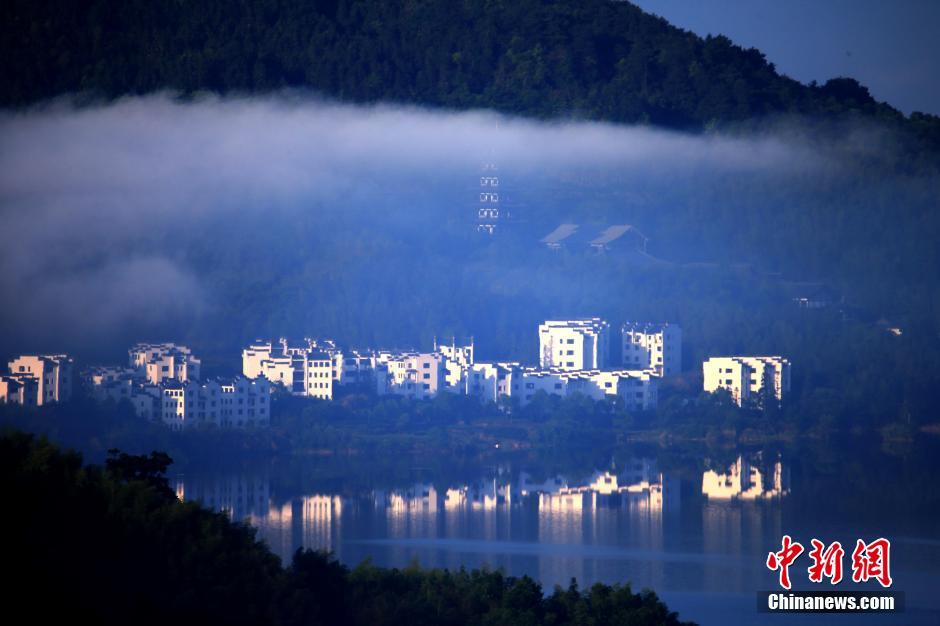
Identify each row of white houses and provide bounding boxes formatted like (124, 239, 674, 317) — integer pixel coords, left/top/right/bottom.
(241, 319, 673, 411)
(84, 343, 269, 430)
(3, 320, 790, 422)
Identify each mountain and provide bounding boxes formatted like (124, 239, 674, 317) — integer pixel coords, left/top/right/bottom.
(2, 0, 938, 145)
(2, 1, 940, 432)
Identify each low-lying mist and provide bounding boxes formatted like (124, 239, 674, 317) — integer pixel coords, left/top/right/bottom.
(0, 93, 930, 362)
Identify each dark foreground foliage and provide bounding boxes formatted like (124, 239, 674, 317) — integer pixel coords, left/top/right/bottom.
(0, 431, 693, 626)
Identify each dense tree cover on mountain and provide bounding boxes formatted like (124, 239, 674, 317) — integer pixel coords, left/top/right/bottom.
(2, 0, 938, 143)
(1, 432, 693, 625)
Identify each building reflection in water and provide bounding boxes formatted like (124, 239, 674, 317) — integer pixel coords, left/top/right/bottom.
(174, 455, 797, 597)
(701, 454, 789, 501)
(176, 458, 680, 573)
(700, 454, 788, 593)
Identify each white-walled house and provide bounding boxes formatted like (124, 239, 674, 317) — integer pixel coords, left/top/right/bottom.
(621, 323, 682, 376)
(332, 349, 378, 386)
(703, 356, 791, 407)
(0, 374, 39, 406)
(435, 340, 474, 368)
(702, 357, 751, 405)
(564, 369, 659, 410)
(538, 319, 610, 371)
(303, 351, 333, 400)
(242, 341, 275, 379)
(242, 339, 333, 400)
(510, 367, 658, 410)
(376, 351, 445, 400)
(158, 376, 271, 431)
(6, 354, 73, 405)
(129, 343, 201, 384)
(464, 362, 522, 403)
(737, 357, 791, 403)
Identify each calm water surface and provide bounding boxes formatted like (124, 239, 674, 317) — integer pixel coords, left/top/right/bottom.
(176, 440, 940, 625)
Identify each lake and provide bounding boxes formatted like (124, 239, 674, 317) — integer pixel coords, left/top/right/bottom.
(174, 437, 940, 625)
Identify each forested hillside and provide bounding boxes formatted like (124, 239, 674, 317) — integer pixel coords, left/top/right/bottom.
(2, 0, 938, 145)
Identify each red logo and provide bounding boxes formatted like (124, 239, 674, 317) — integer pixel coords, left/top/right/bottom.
(766, 534, 804, 590)
(851, 538, 893, 588)
(767, 536, 892, 589)
(807, 539, 844, 584)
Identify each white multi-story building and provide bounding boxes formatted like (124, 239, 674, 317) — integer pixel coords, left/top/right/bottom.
(435, 339, 474, 368)
(703, 356, 791, 407)
(564, 369, 659, 410)
(243, 339, 333, 400)
(538, 319, 610, 371)
(158, 376, 271, 431)
(461, 362, 658, 410)
(465, 362, 522, 403)
(0, 374, 39, 406)
(737, 357, 791, 403)
(435, 339, 475, 392)
(6, 354, 73, 405)
(85, 365, 141, 387)
(376, 351, 445, 400)
(242, 341, 276, 379)
(703, 357, 751, 405)
(332, 349, 378, 386)
(303, 351, 333, 400)
(621, 323, 682, 376)
(129, 343, 201, 384)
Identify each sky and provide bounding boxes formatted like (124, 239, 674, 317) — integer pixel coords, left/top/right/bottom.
(632, 0, 940, 116)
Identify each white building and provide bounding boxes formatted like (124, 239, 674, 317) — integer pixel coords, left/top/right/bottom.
(6, 354, 73, 405)
(703, 356, 791, 407)
(621, 323, 682, 376)
(563, 369, 659, 410)
(129, 343, 201, 384)
(500, 367, 658, 410)
(435, 339, 475, 392)
(85, 365, 141, 387)
(464, 362, 522, 403)
(332, 349, 378, 386)
(242, 339, 333, 400)
(158, 376, 271, 431)
(303, 352, 334, 400)
(435, 339, 474, 368)
(376, 351, 445, 400)
(538, 318, 610, 371)
(0, 374, 39, 406)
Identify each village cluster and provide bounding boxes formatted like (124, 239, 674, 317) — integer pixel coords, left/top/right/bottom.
(0, 318, 790, 430)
